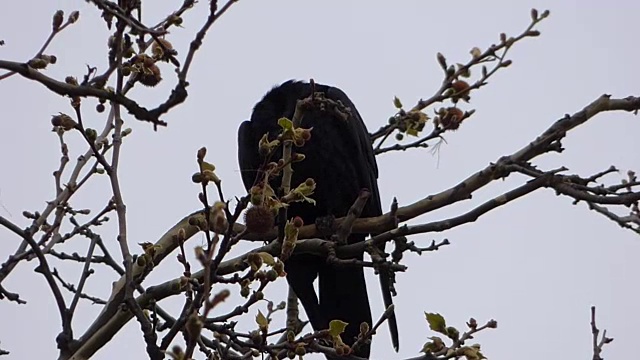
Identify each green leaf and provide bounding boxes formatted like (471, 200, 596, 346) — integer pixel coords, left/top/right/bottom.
(457, 63, 471, 78)
(422, 336, 444, 353)
(328, 320, 348, 338)
(460, 346, 480, 360)
(425, 312, 447, 334)
(278, 117, 293, 130)
(257, 252, 276, 266)
(393, 96, 403, 109)
(446, 326, 460, 341)
(406, 128, 419, 137)
(421, 341, 435, 353)
(201, 161, 216, 172)
(256, 310, 269, 330)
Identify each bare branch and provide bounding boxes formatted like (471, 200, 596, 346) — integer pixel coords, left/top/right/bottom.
(591, 306, 613, 360)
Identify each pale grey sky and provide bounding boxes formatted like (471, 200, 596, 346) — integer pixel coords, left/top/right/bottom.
(1, 1, 638, 360)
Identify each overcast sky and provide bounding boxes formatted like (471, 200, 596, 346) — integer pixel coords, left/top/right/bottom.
(1, 1, 639, 359)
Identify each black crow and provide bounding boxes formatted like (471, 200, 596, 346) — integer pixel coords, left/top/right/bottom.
(238, 80, 398, 358)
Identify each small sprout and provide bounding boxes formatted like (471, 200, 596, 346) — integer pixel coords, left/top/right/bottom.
(467, 317, 478, 329)
(52, 10, 64, 31)
(139, 242, 161, 258)
(427, 336, 445, 352)
(360, 322, 370, 336)
(51, 113, 77, 131)
(393, 96, 403, 109)
(65, 76, 78, 85)
(282, 179, 316, 204)
(446, 65, 456, 77)
(446, 326, 460, 341)
(501, 59, 513, 67)
(197, 146, 207, 161)
(531, 8, 539, 20)
(121, 128, 132, 137)
(486, 319, 498, 328)
(247, 253, 264, 271)
(96, 103, 105, 113)
(266, 269, 278, 282)
(280, 219, 300, 261)
(258, 134, 280, 156)
(151, 38, 175, 59)
(249, 185, 265, 206)
(136, 255, 147, 267)
(291, 153, 305, 162)
(167, 345, 185, 360)
(258, 133, 280, 156)
(68, 10, 80, 24)
(460, 346, 482, 360)
(210, 201, 228, 233)
(328, 320, 348, 338)
(273, 261, 285, 277)
(27, 58, 48, 69)
(395, 133, 404, 141)
(185, 312, 203, 339)
(436, 52, 447, 70)
(255, 310, 269, 332)
(469, 47, 482, 59)
(249, 330, 263, 345)
(456, 63, 471, 78)
(294, 344, 306, 356)
(201, 161, 215, 172)
(194, 246, 206, 264)
(85, 128, 97, 142)
(96, 167, 105, 174)
(202, 170, 221, 185)
(123, 47, 135, 58)
(40, 54, 57, 64)
(168, 15, 183, 26)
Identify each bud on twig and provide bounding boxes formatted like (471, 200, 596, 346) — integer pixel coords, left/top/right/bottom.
(52, 10, 64, 31)
(68, 10, 80, 24)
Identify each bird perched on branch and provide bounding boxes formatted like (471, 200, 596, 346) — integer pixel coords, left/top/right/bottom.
(237, 80, 398, 358)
